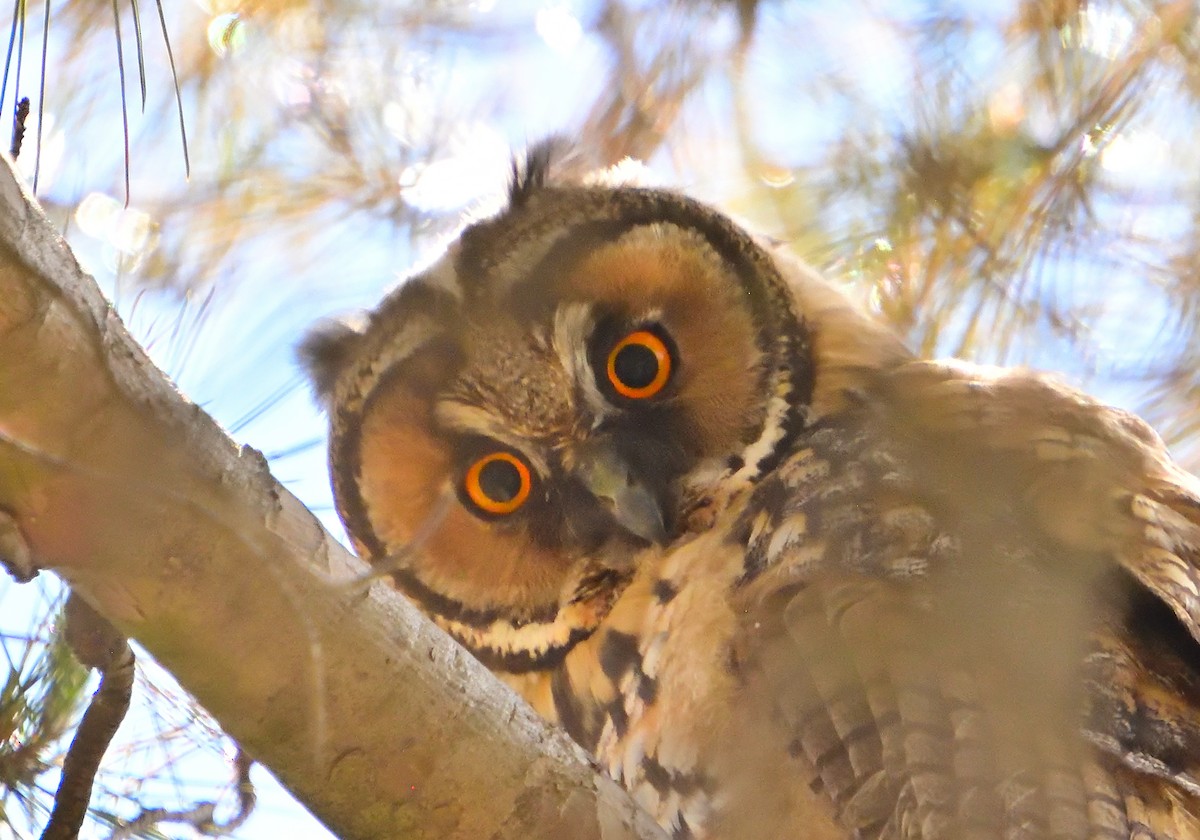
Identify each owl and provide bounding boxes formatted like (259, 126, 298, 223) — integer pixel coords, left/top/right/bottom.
(300, 142, 1200, 840)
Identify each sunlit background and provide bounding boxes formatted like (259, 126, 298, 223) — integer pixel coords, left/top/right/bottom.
(5, 0, 1200, 836)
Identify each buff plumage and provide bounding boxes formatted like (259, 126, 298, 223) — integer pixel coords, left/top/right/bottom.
(302, 143, 1200, 840)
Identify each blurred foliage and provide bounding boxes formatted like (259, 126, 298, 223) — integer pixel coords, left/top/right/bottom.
(1, 590, 89, 830)
(29, 0, 1198, 456)
(4, 0, 1200, 836)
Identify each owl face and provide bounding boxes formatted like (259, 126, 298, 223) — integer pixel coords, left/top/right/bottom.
(301, 146, 812, 672)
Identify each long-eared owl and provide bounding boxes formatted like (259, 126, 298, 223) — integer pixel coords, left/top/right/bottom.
(300, 142, 1200, 839)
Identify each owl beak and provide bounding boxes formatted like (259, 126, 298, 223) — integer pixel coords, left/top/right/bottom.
(576, 445, 668, 545)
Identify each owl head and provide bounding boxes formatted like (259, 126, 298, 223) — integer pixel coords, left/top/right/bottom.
(300, 142, 899, 674)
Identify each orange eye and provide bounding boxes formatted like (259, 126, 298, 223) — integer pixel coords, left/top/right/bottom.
(606, 330, 672, 399)
(463, 451, 532, 515)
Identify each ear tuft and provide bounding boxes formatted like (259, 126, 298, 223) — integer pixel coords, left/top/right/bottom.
(508, 137, 573, 207)
(297, 316, 366, 406)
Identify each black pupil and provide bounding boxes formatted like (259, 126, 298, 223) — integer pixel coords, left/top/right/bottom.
(613, 343, 660, 389)
(479, 458, 522, 502)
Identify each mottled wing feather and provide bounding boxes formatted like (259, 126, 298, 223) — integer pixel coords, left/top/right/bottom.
(883, 361, 1200, 794)
(1124, 476, 1200, 650)
(883, 360, 1200, 633)
(757, 571, 1200, 839)
(735, 358, 1200, 837)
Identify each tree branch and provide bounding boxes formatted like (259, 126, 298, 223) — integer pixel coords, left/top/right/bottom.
(41, 595, 136, 840)
(0, 154, 664, 840)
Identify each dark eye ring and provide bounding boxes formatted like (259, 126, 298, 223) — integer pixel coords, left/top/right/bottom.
(606, 329, 672, 399)
(463, 451, 532, 515)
